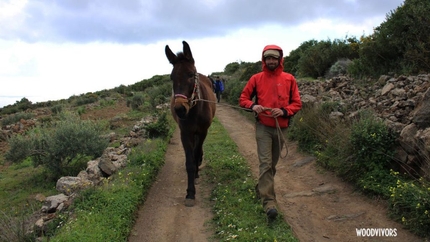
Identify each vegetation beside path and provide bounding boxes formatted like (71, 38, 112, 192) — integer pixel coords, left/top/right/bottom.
(204, 118, 298, 242)
(10, 115, 296, 241)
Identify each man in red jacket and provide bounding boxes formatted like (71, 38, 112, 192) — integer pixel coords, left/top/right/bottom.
(239, 44, 302, 221)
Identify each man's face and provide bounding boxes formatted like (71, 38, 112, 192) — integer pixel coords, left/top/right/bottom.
(265, 56, 279, 71)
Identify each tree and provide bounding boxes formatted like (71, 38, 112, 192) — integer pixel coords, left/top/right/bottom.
(351, 0, 430, 76)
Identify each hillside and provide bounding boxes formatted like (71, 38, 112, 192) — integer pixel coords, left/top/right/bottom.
(1, 70, 430, 240)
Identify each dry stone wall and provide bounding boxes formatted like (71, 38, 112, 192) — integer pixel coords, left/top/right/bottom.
(298, 74, 430, 179)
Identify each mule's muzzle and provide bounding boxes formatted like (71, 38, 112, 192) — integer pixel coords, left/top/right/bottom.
(174, 97, 190, 119)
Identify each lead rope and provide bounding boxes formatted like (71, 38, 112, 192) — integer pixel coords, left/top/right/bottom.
(258, 108, 289, 159)
(191, 89, 288, 159)
(190, 99, 289, 159)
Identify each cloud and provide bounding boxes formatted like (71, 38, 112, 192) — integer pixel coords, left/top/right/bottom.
(0, 0, 405, 108)
(1, 0, 403, 44)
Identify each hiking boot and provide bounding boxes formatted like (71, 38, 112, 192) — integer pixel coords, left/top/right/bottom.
(266, 208, 278, 221)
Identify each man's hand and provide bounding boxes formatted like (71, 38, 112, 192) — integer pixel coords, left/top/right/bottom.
(270, 108, 283, 118)
(252, 105, 265, 114)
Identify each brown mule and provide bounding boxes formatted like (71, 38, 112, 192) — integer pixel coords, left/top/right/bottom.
(165, 41, 216, 207)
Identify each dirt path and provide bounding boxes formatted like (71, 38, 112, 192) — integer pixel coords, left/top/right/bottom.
(128, 128, 214, 242)
(129, 104, 423, 242)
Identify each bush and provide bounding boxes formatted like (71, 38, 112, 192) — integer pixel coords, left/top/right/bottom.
(326, 59, 352, 78)
(51, 104, 63, 115)
(74, 93, 99, 106)
(350, 0, 430, 77)
(129, 75, 170, 92)
(239, 62, 261, 82)
(318, 110, 397, 195)
(349, 111, 397, 173)
(4, 134, 32, 163)
(146, 83, 171, 108)
(5, 113, 109, 180)
(1, 112, 34, 126)
(144, 112, 170, 139)
(287, 103, 327, 153)
(389, 175, 430, 237)
(128, 93, 145, 110)
(223, 79, 246, 106)
(224, 62, 240, 75)
(288, 104, 398, 198)
(284, 40, 319, 76)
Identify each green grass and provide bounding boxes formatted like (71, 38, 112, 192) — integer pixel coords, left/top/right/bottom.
(0, 159, 57, 212)
(0, 160, 58, 241)
(46, 117, 298, 242)
(4, 114, 297, 241)
(49, 138, 168, 242)
(203, 118, 298, 242)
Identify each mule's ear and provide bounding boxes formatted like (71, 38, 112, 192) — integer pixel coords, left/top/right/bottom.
(182, 41, 194, 63)
(165, 45, 176, 64)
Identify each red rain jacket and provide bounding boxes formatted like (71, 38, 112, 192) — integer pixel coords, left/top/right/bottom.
(239, 45, 302, 128)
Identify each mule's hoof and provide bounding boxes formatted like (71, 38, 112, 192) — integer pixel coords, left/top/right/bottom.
(185, 198, 195, 207)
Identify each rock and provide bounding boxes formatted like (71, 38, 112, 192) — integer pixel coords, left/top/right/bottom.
(86, 159, 104, 184)
(381, 83, 395, 96)
(293, 157, 316, 167)
(298, 74, 430, 178)
(41, 194, 68, 213)
(412, 88, 430, 129)
(312, 184, 337, 194)
(98, 158, 117, 176)
(56, 177, 92, 196)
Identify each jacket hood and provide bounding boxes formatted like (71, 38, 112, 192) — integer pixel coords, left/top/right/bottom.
(261, 45, 284, 73)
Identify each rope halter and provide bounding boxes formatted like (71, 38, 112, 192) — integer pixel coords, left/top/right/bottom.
(173, 72, 200, 112)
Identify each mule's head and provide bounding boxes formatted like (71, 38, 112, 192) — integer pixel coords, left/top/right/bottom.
(165, 41, 197, 120)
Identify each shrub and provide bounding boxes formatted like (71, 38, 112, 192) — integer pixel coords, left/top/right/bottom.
(4, 134, 32, 163)
(74, 93, 99, 106)
(128, 93, 145, 110)
(389, 175, 430, 237)
(284, 40, 316, 76)
(144, 112, 170, 139)
(114, 84, 128, 95)
(146, 83, 170, 109)
(224, 62, 240, 75)
(349, 112, 397, 172)
(239, 62, 261, 82)
(345, 111, 397, 196)
(99, 99, 116, 108)
(5, 113, 109, 180)
(223, 80, 246, 106)
(129, 75, 170, 92)
(287, 103, 326, 153)
(289, 104, 398, 198)
(326, 59, 352, 78)
(51, 104, 63, 115)
(1, 112, 34, 126)
(76, 106, 86, 116)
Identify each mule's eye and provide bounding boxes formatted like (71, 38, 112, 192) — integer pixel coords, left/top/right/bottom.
(188, 72, 194, 78)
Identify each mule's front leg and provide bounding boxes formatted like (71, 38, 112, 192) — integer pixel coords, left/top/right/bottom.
(184, 148, 196, 207)
(194, 131, 207, 179)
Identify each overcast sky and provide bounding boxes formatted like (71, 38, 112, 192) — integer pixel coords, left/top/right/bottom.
(0, 0, 404, 108)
